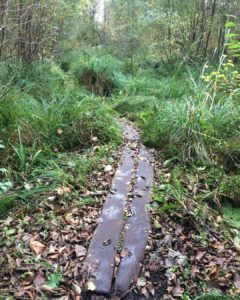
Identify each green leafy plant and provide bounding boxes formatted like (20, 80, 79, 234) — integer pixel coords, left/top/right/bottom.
(0, 142, 12, 194)
(0, 169, 12, 195)
(46, 271, 62, 288)
(225, 22, 240, 58)
(12, 127, 42, 172)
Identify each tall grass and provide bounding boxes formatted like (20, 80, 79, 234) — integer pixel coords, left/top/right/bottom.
(141, 97, 239, 162)
(0, 59, 121, 156)
(70, 50, 124, 93)
(0, 54, 123, 216)
(112, 63, 240, 165)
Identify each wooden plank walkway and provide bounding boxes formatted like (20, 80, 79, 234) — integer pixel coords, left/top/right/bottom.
(82, 121, 153, 295)
(114, 147, 153, 292)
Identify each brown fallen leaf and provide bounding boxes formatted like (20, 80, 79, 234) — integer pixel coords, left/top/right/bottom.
(172, 285, 184, 297)
(196, 251, 206, 261)
(29, 240, 46, 255)
(209, 265, 220, 281)
(120, 248, 132, 258)
(34, 274, 45, 287)
(137, 277, 147, 288)
(75, 245, 87, 257)
(56, 186, 72, 195)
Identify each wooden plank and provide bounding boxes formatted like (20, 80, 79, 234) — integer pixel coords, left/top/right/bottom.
(114, 147, 153, 293)
(82, 145, 136, 295)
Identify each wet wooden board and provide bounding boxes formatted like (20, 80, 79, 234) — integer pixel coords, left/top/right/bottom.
(83, 145, 136, 294)
(119, 119, 139, 141)
(114, 147, 153, 293)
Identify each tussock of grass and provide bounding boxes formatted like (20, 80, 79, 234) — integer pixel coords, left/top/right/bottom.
(71, 51, 123, 95)
(141, 97, 239, 162)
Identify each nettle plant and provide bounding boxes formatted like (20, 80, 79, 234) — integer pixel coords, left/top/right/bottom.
(0, 141, 12, 195)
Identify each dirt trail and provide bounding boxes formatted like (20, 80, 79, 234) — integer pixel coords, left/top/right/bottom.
(82, 120, 154, 296)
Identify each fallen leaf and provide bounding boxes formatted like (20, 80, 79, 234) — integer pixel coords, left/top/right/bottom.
(104, 165, 112, 172)
(120, 248, 132, 258)
(4, 216, 14, 226)
(141, 287, 149, 297)
(209, 265, 220, 281)
(87, 281, 96, 291)
(56, 186, 71, 195)
(72, 283, 82, 295)
(137, 277, 147, 287)
(40, 285, 54, 292)
(75, 245, 87, 257)
(34, 274, 45, 287)
(29, 240, 46, 255)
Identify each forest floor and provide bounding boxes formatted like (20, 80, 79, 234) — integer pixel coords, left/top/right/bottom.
(0, 119, 240, 300)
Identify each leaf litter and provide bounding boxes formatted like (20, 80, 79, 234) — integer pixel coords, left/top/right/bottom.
(0, 145, 121, 300)
(0, 123, 239, 299)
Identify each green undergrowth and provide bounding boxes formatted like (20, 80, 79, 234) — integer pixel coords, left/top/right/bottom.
(0, 54, 122, 216)
(152, 160, 240, 224)
(194, 290, 240, 300)
(113, 57, 240, 206)
(0, 143, 117, 218)
(111, 55, 240, 297)
(151, 159, 240, 298)
(69, 49, 124, 95)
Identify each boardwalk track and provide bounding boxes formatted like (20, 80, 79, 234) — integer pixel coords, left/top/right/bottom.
(82, 121, 153, 296)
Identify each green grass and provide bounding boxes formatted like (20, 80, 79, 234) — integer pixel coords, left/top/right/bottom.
(0, 143, 117, 217)
(194, 290, 240, 300)
(70, 50, 124, 94)
(112, 64, 240, 166)
(140, 97, 239, 162)
(0, 54, 123, 216)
